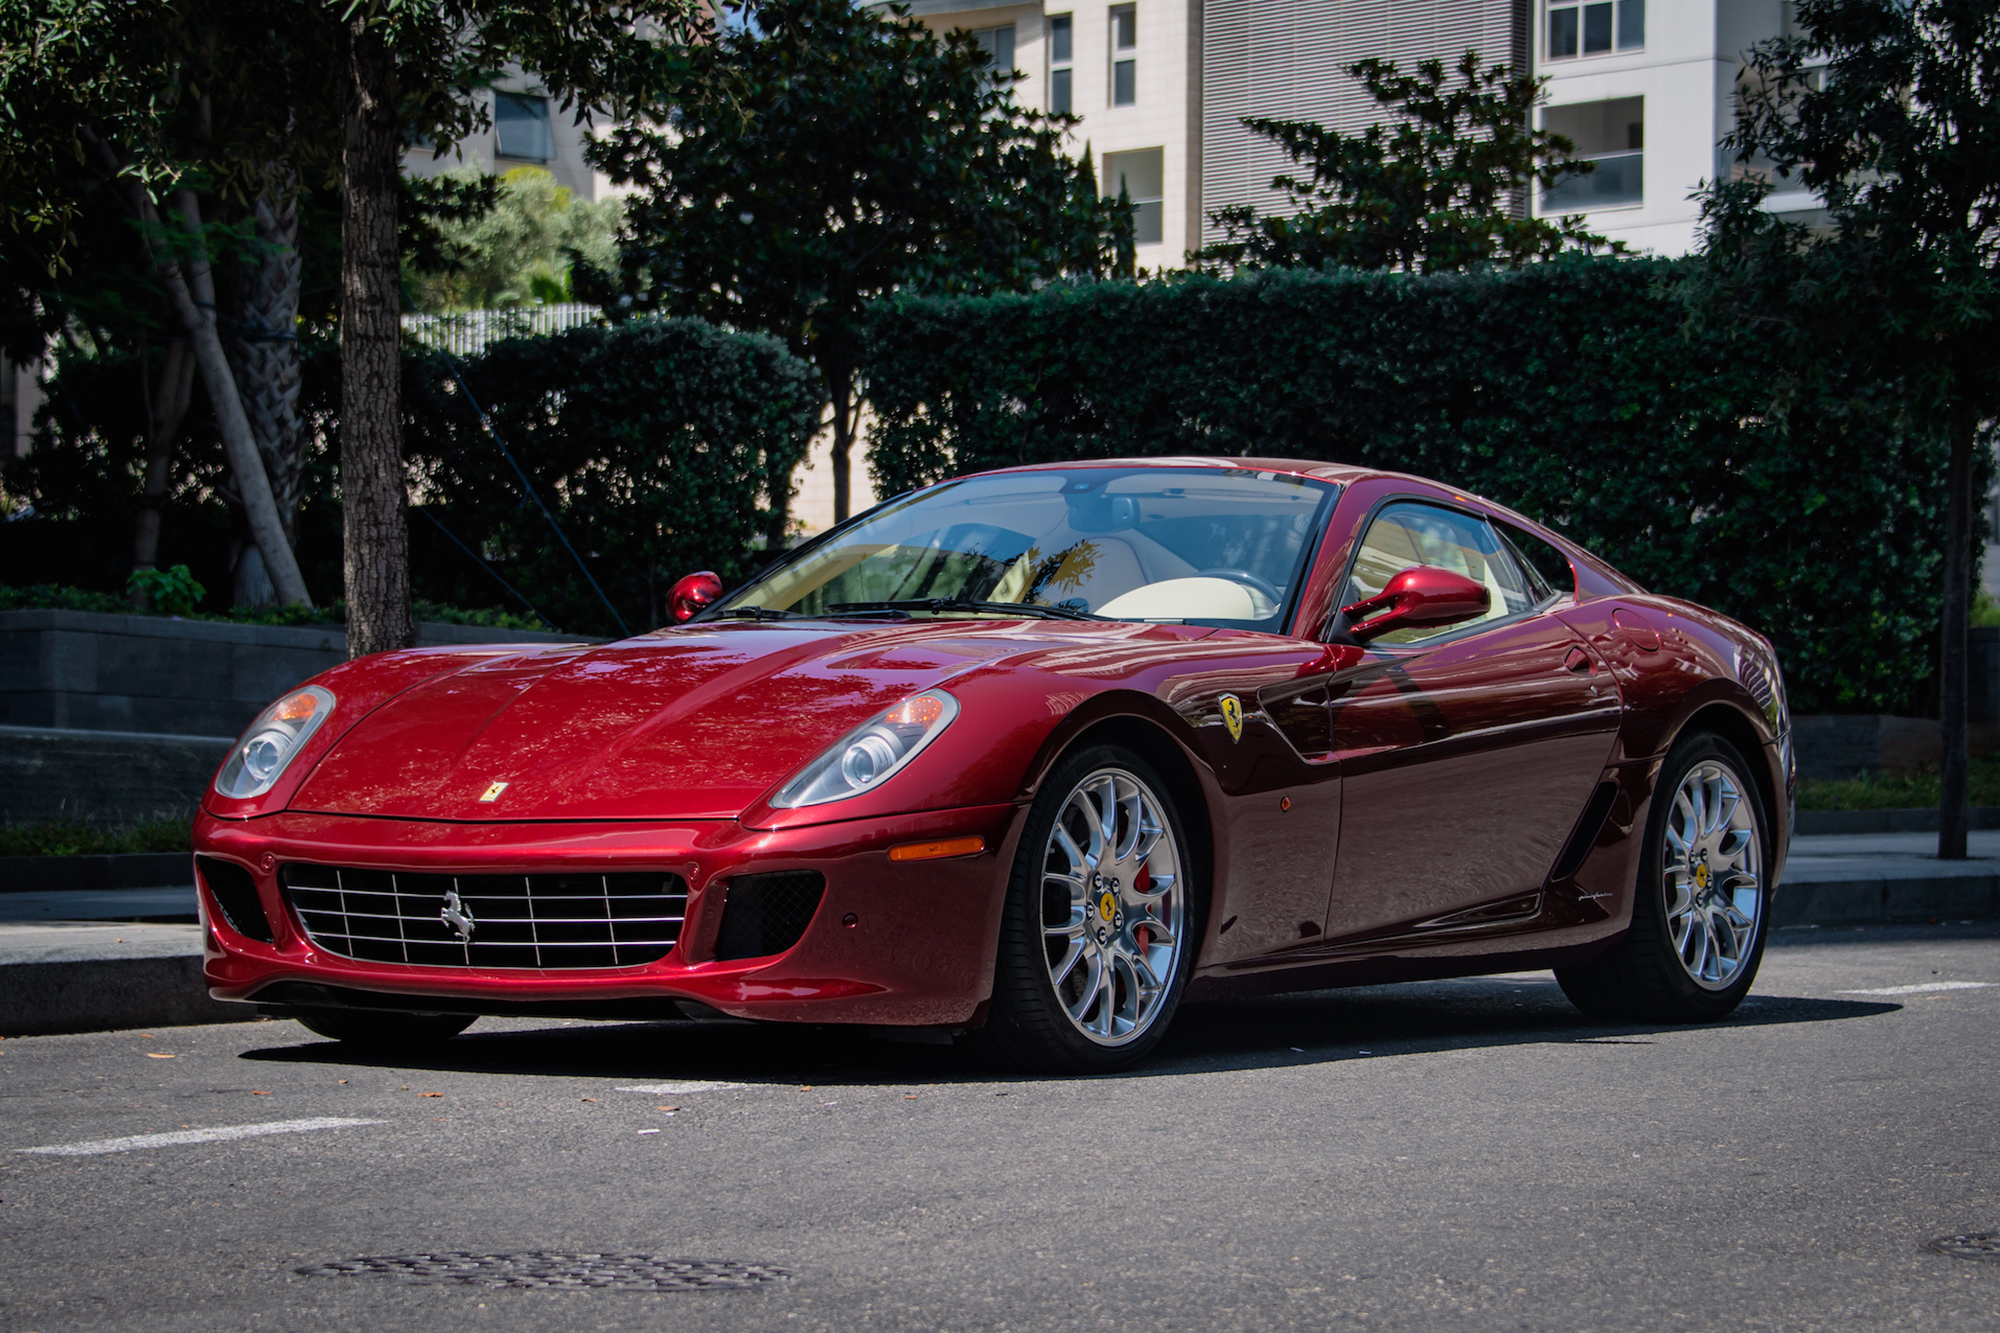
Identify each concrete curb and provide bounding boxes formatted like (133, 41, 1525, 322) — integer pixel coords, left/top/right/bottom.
(1773, 875, 2000, 928)
(2, 870, 1993, 1038)
(0, 954, 252, 1036)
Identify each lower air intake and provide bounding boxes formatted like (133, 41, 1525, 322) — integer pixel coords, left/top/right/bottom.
(713, 871, 826, 961)
(281, 865, 687, 969)
(197, 856, 274, 943)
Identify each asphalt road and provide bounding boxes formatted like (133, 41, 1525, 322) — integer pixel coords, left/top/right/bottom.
(3, 923, 1996, 1333)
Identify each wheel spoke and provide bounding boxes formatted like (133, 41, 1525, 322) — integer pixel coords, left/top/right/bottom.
(1049, 939, 1086, 987)
(1052, 822, 1090, 878)
(1067, 952, 1106, 1025)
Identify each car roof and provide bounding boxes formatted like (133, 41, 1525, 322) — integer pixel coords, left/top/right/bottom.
(964, 456, 1385, 485)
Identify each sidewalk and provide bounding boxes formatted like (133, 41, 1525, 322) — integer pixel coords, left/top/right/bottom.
(1776, 829, 2000, 927)
(4, 834, 1996, 1037)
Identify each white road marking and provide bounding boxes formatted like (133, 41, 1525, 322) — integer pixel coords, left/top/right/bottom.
(16, 1117, 385, 1157)
(1837, 981, 1995, 997)
(616, 1081, 749, 1095)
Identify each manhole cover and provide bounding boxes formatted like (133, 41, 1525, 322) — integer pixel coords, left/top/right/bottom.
(1926, 1234, 2000, 1262)
(297, 1252, 791, 1290)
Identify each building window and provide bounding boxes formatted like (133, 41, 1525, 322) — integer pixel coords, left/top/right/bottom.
(1103, 147, 1163, 244)
(494, 93, 554, 162)
(1547, 0, 1643, 60)
(1049, 14, 1073, 115)
(969, 24, 1017, 86)
(1540, 98, 1643, 211)
(1110, 5, 1136, 106)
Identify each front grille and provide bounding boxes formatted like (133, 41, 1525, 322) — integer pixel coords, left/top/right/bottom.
(713, 871, 826, 961)
(281, 864, 688, 969)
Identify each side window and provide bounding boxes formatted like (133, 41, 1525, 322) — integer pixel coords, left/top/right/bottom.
(1341, 502, 1536, 644)
(1495, 519, 1576, 601)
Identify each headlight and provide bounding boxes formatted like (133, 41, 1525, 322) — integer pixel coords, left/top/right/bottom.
(214, 686, 335, 799)
(771, 691, 959, 808)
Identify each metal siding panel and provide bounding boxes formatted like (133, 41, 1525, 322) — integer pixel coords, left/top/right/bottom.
(1201, 0, 1517, 245)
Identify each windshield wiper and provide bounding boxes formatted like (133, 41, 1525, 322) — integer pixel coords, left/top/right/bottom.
(828, 599, 1103, 622)
(710, 605, 798, 621)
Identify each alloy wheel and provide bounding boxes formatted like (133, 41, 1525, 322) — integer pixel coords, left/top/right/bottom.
(1661, 759, 1764, 991)
(1039, 767, 1186, 1046)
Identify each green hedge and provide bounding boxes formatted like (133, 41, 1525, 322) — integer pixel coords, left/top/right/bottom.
(863, 259, 1951, 714)
(390, 319, 821, 636)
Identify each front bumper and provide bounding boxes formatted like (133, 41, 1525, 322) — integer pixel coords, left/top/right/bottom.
(194, 803, 1024, 1027)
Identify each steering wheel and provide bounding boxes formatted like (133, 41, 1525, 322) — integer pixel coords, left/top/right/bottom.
(1195, 568, 1284, 613)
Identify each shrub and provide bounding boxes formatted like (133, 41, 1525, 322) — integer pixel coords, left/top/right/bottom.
(863, 258, 1951, 714)
(383, 318, 822, 636)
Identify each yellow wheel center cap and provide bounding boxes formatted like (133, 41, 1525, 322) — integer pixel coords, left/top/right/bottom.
(1694, 864, 1711, 892)
(1098, 892, 1118, 923)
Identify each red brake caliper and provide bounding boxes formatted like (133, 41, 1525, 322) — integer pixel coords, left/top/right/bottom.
(1132, 863, 1151, 950)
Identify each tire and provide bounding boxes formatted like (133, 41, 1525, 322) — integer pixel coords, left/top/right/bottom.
(295, 1008, 476, 1050)
(1557, 732, 1772, 1023)
(969, 743, 1204, 1074)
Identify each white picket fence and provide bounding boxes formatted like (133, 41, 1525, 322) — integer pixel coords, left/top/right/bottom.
(401, 303, 605, 358)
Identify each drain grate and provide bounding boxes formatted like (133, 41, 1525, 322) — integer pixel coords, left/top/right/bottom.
(297, 1252, 791, 1290)
(1927, 1234, 2000, 1262)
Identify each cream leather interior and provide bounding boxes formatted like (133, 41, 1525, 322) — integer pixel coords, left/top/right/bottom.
(1097, 577, 1267, 621)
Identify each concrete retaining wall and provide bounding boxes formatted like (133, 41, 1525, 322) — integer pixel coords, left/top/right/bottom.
(0, 726, 232, 826)
(0, 608, 588, 738)
(1790, 713, 2000, 782)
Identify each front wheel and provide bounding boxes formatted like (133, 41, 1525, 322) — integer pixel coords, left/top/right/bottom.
(1557, 732, 1771, 1023)
(970, 744, 1202, 1073)
(295, 1009, 476, 1050)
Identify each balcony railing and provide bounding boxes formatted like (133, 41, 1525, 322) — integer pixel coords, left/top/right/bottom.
(1541, 150, 1643, 213)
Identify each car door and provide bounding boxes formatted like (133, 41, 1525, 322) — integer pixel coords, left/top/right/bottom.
(1321, 499, 1620, 940)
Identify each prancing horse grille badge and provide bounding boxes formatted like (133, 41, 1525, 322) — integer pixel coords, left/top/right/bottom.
(440, 889, 476, 944)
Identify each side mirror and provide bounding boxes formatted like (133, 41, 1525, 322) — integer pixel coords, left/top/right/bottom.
(668, 570, 723, 623)
(1338, 565, 1490, 642)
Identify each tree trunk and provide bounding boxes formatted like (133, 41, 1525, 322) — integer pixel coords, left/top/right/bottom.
(228, 172, 307, 609)
(340, 15, 414, 657)
(130, 337, 195, 596)
(155, 187, 315, 608)
(1938, 400, 1975, 860)
(829, 373, 855, 524)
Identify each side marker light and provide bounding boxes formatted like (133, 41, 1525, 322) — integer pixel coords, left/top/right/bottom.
(888, 835, 986, 862)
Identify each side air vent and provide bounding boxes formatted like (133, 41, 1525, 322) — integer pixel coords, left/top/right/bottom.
(1549, 781, 1620, 884)
(713, 871, 827, 961)
(197, 856, 274, 943)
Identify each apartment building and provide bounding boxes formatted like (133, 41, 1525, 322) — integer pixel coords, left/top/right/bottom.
(1532, 0, 1817, 255)
(898, 0, 1806, 261)
(402, 73, 609, 202)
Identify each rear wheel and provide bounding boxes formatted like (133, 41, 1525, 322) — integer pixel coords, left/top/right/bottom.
(1557, 732, 1771, 1023)
(971, 744, 1202, 1073)
(295, 1009, 475, 1050)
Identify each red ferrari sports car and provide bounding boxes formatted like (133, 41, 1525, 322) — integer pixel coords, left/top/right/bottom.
(193, 458, 1791, 1071)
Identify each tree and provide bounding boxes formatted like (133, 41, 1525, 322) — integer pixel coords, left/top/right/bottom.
(405, 166, 622, 311)
(1194, 52, 1618, 274)
(336, 0, 695, 656)
(1703, 0, 2000, 859)
(0, 0, 342, 608)
(587, 0, 1133, 528)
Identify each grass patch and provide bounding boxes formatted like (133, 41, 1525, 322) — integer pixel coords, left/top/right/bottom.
(1795, 752, 2000, 811)
(0, 819, 193, 858)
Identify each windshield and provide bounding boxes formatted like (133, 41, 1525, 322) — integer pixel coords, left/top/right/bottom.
(711, 466, 1338, 632)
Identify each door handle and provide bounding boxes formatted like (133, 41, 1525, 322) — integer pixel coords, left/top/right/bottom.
(1564, 646, 1594, 675)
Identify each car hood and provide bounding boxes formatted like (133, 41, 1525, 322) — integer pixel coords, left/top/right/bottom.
(290, 619, 1132, 821)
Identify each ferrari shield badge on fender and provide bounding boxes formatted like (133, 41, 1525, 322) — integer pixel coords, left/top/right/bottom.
(478, 781, 509, 803)
(1218, 694, 1244, 743)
